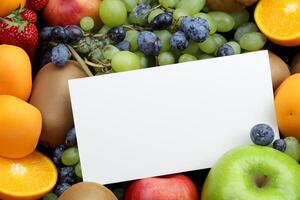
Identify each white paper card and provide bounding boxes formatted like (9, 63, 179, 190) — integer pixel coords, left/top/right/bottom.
(69, 51, 278, 185)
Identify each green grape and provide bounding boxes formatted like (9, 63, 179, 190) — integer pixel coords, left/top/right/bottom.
(231, 9, 250, 30)
(103, 45, 120, 60)
(239, 32, 267, 51)
(193, 13, 217, 34)
(159, 0, 180, 8)
(100, 0, 127, 27)
(178, 54, 197, 63)
(181, 41, 200, 57)
(158, 52, 175, 66)
(125, 30, 139, 51)
(212, 33, 227, 48)
(98, 25, 111, 35)
(234, 22, 259, 42)
(61, 147, 80, 166)
(154, 30, 172, 52)
(198, 36, 218, 54)
(208, 11, 235, 33)
(173, 8, 189, 21)
(80, 16, 95, 32)
(112, 51, 141, 72)
(199, 54, 213, 60)
(148, 9, 164, 23)
(42, 193, 57, 200)
(176, 0, 206, 15)
(135, 51, 149, 68)
(121, 0, 137, 12)
(75, 162, 82, 178)
(227, 41, 241, 54)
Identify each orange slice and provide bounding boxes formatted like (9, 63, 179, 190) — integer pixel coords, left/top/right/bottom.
(0, 151, 58, 200)
(254, 0, 300, 46)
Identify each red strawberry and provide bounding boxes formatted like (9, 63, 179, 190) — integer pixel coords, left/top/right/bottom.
(21, 9, 38, 23)
(27, 0, 49, 11)
(0, 18, 39, 62)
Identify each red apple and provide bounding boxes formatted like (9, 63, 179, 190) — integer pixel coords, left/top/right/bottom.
(43, 0, 102, 26)
(124, 174, 198, 200)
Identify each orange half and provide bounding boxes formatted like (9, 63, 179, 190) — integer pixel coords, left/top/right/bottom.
(0, 151, 58, 200)
(254, 0, 300, 46)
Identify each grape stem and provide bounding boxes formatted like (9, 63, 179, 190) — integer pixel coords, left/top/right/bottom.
(123, 24, 147, 32)
(84, 58, 111, 68)
(67, 45, 94, 77)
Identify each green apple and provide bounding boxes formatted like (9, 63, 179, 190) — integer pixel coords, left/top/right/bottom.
(284, 137, 300, 161)
(202, 145, 300, 200)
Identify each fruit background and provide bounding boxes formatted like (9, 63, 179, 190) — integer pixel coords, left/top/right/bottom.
(0, 0, 300, 199)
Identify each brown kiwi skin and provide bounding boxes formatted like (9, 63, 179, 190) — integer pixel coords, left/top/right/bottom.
(206, 0, 258, 12)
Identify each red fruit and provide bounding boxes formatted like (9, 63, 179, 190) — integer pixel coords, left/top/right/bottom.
(21, 9, 37, 23)
(27, 0, 48, 11)
(125, 174, 199, 200)
(0, 18, 39, 62)
(43, 0, 101, 26)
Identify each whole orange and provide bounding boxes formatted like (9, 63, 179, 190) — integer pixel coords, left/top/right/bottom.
(0, 95, 42, 159)
(0, 45, 32, 101)
(275, 74, 300, 140)
(0, 0, 26, 17)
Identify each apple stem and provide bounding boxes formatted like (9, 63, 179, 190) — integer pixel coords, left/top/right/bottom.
(67, 45, 94, 77)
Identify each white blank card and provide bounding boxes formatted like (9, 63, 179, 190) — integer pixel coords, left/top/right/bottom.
(69, 51, 278, 185)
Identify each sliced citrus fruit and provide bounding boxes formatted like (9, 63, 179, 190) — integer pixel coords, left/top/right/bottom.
(0, 151, 58, 200)
(254, 0, 300, 46)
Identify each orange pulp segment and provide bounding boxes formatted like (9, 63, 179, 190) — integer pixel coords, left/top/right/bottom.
(254, 0, 300, 46)
(0, 151, 58, 200)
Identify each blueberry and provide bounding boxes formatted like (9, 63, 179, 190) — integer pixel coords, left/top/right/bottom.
(58, 167, 75, 184)
(250, 124, 274, 146)
(51, 26, 68, 42)
(273, 139, 287, 152)
(217, 44, 235, 57)
(54, 183, 71, 197)
(170, 31, 189, 51)
(180, 16, 210, 42)
(115, 41, 131, 51)
(150, 12, 173, 30)
(40, 27, 53, 41)
(65, 128, 77, 147)
(53, 145, 66, 165)
(51, 43, 70, 66)
(107, 27, 126, 43)
(137, 31, 162, 56)
(64, 25, 84, 42)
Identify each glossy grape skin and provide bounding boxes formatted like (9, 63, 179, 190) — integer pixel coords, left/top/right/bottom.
(107, 27, 126, 43)
(75, 162, 83, 178)
(40, 27, 53, 41)
(173, 8, 189, 21)
(159, 0, 180, 8)
(154, 30, 172, 52)
(148, 9, 164, 23)
(216, 44, 235, 57)
(178, 54, 197, 63)
(181, 41, 201, 57)
(208, 11, 235, 33)
(212, 33, 227, 48)
(231, 9, 250, 30)
(112, 51, 141, 72)
(121, 0, 137, 12)
(176, 0, 206, 15)
(135, 51, 149, 68)
(158, 52, 176, 66)
(239, 32, 267, 51)
(100, 0, 127, 27)
(227, 41, 241, 54)
(98, 25, 111, 35)
(125, 30, 139, 51)
(80, 16, 95, 32)
(129, 3, 151, 26)
(150, 13, 173, 30)
(198, 35, 218, 54)
(193, 13, 217, 35)
(199, 54, 213, 60)
(234, 22, 259, 42)
(61, 147, 80, 166)
(103, 45, 120, 60)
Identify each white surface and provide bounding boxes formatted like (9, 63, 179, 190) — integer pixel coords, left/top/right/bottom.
(69, 51, 278, 185)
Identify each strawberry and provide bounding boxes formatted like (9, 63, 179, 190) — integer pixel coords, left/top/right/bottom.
(21, 9, 38, 24)
(27, 0, 49, 11)
(0, 16, 39, 62)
